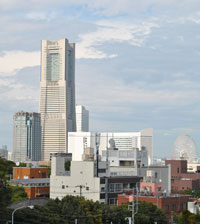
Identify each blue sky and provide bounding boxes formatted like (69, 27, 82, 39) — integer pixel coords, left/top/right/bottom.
(1, 0, 200, 158)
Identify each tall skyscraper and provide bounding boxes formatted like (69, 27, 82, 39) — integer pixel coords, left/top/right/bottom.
(76, 105, 89, 132)
(12, 112, 41, 162)
(39, 38, 76, 161)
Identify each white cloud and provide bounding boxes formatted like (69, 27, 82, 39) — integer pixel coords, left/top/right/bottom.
(76, 21, 159, 59)
(0, 51, 40, 76)
(26, 11, 57, 21)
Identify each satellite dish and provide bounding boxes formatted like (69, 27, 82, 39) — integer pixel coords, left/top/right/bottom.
(172, 134, 196, 163)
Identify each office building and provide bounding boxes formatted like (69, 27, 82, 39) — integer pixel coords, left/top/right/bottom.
(12, 112, 41, 162)
(76, 105, 89, 132)
(39, 38, 76, 161)
(50, 154, 141, 204)
(0, 145, 8, 160)
(68, 129, 153, 164)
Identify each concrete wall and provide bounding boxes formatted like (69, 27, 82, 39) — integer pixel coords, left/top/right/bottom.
(50, 160, 101, 201)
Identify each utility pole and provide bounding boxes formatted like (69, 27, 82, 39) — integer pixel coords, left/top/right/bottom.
(75, 185, 85, 197)
(105, 133, 109, 205)
(95, 133, 100, 177)
(127, 185, 139, 224)
(132, 188, 135, 224)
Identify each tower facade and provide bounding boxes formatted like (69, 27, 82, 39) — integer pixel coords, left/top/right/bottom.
(12, 112, 41, 162)
(39, 38, 76, 161)
(76, 105, 89, 132)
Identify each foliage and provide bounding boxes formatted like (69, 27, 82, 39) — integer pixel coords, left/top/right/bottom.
(0, 157, 15, 186)
(65, 160, 71, 171)
(180, 189, 200, 199)
(10, 185, 27, 203)
(39, 165, 51, 177)
(174, 210, 200, 224)
(10, 195, 168, 224)
(0, 158, 27, 224)
(135, 201, 167, 224)
(18, 162, 27, 167)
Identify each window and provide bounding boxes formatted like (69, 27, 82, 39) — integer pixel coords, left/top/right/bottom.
(165, 205, 169, 211)
(62, 185, 65, 189)
(109, 183, 123, 193)
(109, 198, 117, 205)
(42, 172, 46, 178)
(109, 183, 115, 192)
(98, 169, 106, 173)
(100, 179, 105, 184)
(101, 187, 105, 192)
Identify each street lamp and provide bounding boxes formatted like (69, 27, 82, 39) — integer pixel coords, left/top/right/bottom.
(12, 205, 34, 224)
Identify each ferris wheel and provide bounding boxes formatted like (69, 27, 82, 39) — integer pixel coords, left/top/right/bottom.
(172, 134, 197, 163)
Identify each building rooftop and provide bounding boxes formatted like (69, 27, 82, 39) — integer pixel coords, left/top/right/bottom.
(13, 167, 48, 169)
(10, 178, 50, 184)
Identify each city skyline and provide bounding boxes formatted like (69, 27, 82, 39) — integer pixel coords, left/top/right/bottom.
(1, 1, 200, 158)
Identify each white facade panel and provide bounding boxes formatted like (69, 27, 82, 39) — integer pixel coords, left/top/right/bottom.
(50, 159, 100, 201)
(68, 129, 153, 165)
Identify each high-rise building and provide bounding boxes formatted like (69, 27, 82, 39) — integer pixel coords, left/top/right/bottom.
(76, 105, 89, 132)
(12, 112, 41, 162)
(0, 145, 8, 160)
(39, 38, 76, 161)
(68, 129, 153, 165)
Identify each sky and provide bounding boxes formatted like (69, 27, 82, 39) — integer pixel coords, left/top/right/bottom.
(1, 0, 200, 158)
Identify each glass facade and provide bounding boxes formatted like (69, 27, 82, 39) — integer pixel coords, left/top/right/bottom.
(12, 112, 41, 162)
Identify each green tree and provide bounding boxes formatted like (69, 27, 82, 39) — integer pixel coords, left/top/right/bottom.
(11, 196, 168, 224)
(10, 185, 27, 203)
(0, 158, 27, 223)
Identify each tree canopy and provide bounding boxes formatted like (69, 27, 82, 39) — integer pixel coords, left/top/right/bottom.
(10, 195, 167, 224)
(0, 158, 27, 224)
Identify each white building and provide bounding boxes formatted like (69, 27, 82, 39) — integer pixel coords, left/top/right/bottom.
(102, 148, 148, 176)
(8, 152, 13, 161)
(50, 155, 106, 202)
(50, 154, 142, 204)
(76, 105, 89, 132)
(0, 145, 8, 160)
(68, 129, 153, 165)
(39, 38, 76, 161)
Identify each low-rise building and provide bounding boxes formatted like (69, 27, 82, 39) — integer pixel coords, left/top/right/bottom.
(138, 165, 171, 194)
(165, 160, 200, 192)
(12, 166, 49, 198)
(118, 168, 190, 221)
(118, 194, 190, 218)
(50, 154, 141, 204)
(10, 178, 50, 198)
